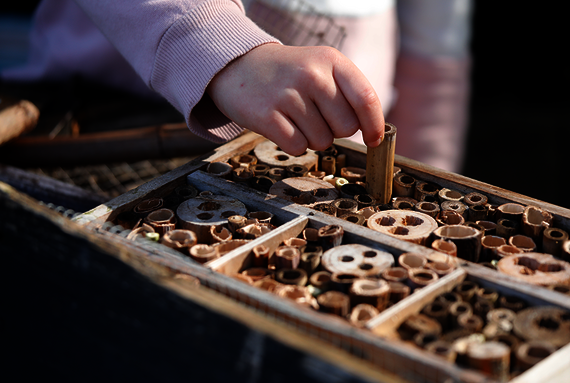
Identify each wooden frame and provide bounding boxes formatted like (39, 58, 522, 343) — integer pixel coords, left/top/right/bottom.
(72, 131, 570, 382)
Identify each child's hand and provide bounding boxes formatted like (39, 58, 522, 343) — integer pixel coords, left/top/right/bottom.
(207, 43, 384, 155)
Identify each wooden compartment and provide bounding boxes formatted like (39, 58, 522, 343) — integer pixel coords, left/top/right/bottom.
(72, 132, 570, 382)
(368, 263, 570, 382)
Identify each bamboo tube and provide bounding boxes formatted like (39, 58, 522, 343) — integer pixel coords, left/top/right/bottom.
(366, 123, 397, 204)
(0, 99, 39, 145)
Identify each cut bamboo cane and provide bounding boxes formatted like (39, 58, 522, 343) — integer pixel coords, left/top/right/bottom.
(366, 123, 396, 204)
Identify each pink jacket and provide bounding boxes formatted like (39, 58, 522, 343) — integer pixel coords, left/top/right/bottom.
(2, 0, 280, 143)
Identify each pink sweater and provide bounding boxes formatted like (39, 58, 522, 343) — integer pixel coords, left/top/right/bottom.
(2, 0, 280, 143)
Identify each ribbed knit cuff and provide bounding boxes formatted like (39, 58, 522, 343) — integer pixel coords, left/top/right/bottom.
(151, 0, 280, 143)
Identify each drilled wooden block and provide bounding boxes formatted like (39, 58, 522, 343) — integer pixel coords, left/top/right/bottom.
(321, 244, 394, 278)
(253, 140, 318, 170)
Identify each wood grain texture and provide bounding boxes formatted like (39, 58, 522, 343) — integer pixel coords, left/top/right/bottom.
(366, 123, 397, 204)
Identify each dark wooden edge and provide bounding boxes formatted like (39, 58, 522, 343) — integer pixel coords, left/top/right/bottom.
(0, 122, 220, 167)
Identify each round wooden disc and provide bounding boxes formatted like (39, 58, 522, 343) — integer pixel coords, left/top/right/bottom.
(513, 306, 570, 347)
(253, 140, 318, 169)
(269, 177, 338, 206)
(177, 195, 247, 226)
(496, 252, 570, 286)
(367, 209, 438, 245)
(321, 244, 394, 277)
(177, 196, 247, 243)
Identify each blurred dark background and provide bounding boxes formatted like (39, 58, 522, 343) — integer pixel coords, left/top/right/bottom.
(1, 2, 568, 208)
(465, 4, 567, 208)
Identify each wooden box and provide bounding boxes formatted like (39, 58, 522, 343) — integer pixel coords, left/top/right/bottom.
(73, 132, 570, 382)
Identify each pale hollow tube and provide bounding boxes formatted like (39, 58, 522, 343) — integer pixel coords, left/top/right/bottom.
(467, 341, 510, 382)
(480, 235, 506, 262)
(381, 267, 409, 283)
(431, 239, 457, 257)
(398, 252, 428, 270)
(425, 261, 455, 277)
(436, 211, 465, 226)
(275, 268, 308, 286)
(441, 201, 468, 219)
(189, 244, 218, 264)
(428, 225, 483, 263)
(160, 229, 197, 253)
(496, 219, 518, 238)
(407, 268, 439, 291)
(321, 155, 336, 176)
(414, 181, 440, 202)
(521, 205, 553, 242)
(252, 244, 270, 268)
(508, 234, 536, 252)
(542, 227, 569, 257)
(309, 270, 331, 290)
(317, 290, 350, 317)
(414, 201, 440, 219)
(349, 304, 379, 328)
(210, 225, 232, 243)
(227, 215, 247, 233)
(340, 166, 366, 183)
(250, 163, 270, 176)
(392, 173, 416, 198)
(230, 154, 257, 169)
(332, 198, 358, 217)
(274, 246, 301, 270)
(232, 166, 254, 184)
(426, 341, 457, 363)
(468, 204, 488, 222)
(497, 203, 525, 224)
(496, 244, 523, 258)
(463, 192, 488, 207)
(349, 278, 390, 310)
(283, 237, 307, 248)
(206, 161, 233, 178)
(476, 220, 497, 236)
(366, 123, 397, 204)
(247, 211, 274, 224)
(421, 300, 450, 328)
(438, 188, 464, 203)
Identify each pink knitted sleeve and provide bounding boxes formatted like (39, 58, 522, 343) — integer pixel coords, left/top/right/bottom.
(75, 0, 280, 142)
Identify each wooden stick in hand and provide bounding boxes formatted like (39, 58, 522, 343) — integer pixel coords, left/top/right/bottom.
(366, 123, 397, 205)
